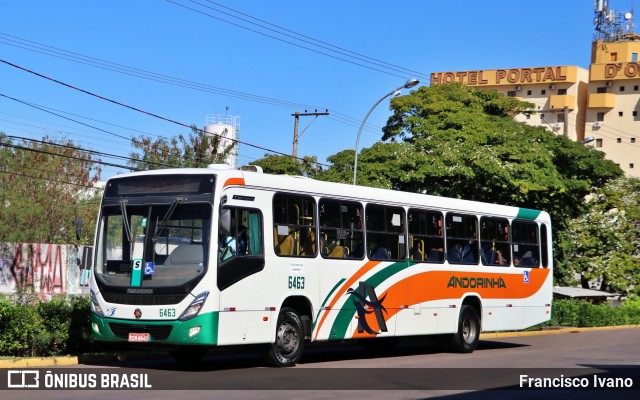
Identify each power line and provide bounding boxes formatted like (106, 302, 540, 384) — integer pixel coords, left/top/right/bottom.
(181, 0, 429, 80)
(0, 58, 331, 167)
(167, 0, 417, 80)
(0, 32, 385, 136)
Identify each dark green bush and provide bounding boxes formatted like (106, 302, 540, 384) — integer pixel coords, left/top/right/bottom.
(0, 295, 93, 357)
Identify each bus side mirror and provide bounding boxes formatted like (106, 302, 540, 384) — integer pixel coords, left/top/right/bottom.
(220, 208, 231, 235)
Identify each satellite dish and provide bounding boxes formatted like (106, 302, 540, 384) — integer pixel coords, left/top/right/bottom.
(625, 12, 633, 20)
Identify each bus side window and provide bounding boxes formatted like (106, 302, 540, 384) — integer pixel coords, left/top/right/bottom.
(480, 216, 510, 266)
(366, 204, 406, 261)
(540, 223, 549, 268)
(446, 213, 478, 265)
(319, 199, 364, 259)
(408, 208, 444, 263)
(219, 208, 263, 263)
(273, 193, 317, 258)
(512, 220, 539, 267)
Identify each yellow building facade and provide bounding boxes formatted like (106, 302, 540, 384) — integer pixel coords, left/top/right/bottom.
(430, 40, 640, 178)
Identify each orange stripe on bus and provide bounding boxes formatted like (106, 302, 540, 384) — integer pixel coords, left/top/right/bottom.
(223, 177, 245, 187)
(351, 268, 551, 338)
(313, 260, 380, 340)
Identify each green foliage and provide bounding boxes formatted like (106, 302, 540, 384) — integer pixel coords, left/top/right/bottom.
(0, 295, 93, 357)
(0, 133, 101, 245)
(565, 177, 640, 295)
(321, 83, 622, 284)
(129, 125, 234, 170)
(548, 298, 640, 327)
(250, 154, 321, 177)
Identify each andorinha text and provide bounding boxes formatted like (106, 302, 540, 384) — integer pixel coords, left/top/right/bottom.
(447, 276, 506, 289)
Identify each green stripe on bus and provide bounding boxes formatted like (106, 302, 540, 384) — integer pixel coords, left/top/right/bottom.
(312, 278, 347, 332)
(329, 260, 411, 340)
(516, 208, 542, 221)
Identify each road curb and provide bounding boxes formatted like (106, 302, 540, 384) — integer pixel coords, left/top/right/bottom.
(1, 325, 638, 368)
(480, 324, 640, 339)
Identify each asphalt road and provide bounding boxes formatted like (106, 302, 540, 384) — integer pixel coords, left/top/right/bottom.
(1, 327, 639, 399)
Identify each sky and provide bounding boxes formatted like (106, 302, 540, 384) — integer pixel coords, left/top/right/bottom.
(0, 0, 619, 181)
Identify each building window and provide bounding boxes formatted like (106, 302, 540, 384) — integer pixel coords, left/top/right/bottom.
(507, 91, 516, 97)
(632, 138, 637, 143)
(631, 163, 635, 169)
(635, 85, 639, 91)
(597, 87, 607, 93)
(541, 89, 546, 95)
(540, 113, 545, 121)
(596, 138, 603, 147)
(526, 90, 532, 95)
(617, 138, 622, 143)
(633, 53, 638, 62)
(619, 111, 624, 117)
(525, 114, 531, 120)
(557, 114, 565, 123)
(634, 111, 638, 117)
(596, 112, 605, 121)
(558, 88, 568, 95)
(620, 86, 626, 92)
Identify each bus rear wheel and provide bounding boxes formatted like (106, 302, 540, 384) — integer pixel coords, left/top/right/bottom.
(448, 305, 480, 353)
(264, 307, 305, 367)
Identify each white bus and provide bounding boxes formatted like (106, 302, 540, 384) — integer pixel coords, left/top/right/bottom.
(89, 165, 553, 366)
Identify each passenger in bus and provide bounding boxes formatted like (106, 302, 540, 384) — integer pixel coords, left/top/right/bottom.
(236, 226, 248, 256)
(427, 247, 443, 262)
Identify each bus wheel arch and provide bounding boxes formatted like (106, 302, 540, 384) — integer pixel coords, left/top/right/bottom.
(449, 296, 482, 353)
(280, 295, 313, 340)
(264, 306, 305, 367)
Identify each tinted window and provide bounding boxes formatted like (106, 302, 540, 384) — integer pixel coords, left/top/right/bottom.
(366, 204, 406, 261)
(408, 209, 444, 263)
(319, 199, 364, 259)
(446, 213, 478, 265)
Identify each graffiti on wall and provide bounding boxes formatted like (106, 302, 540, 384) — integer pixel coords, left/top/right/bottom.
(0, 243, 92, 299)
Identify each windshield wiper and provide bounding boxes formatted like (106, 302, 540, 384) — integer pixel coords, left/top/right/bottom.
(119, 200, 134, 245)
(153, 197, 184, 242)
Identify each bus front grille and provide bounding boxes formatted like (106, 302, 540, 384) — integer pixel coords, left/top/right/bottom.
(102, 292, 188, 305)
(108, 323, 173, 341)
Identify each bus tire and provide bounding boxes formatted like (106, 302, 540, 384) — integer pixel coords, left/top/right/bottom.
(448, 305, 480, 353)
(264, 307, 305, 367)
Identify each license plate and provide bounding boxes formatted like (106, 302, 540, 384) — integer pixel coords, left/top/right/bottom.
(128, 332, 150, 342)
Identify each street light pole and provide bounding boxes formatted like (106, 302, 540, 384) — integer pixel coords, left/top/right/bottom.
(353, 78, 419, 185)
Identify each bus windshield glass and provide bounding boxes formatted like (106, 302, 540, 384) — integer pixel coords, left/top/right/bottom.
(95, 202, 212, 288)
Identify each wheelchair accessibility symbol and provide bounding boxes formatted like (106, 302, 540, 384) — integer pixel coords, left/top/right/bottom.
(523, 270, 530, 284)
(144, 262, 155, 276)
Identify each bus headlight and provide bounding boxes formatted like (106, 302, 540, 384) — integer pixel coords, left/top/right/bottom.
(90, 289, 104, 318)
(178, 291, 209, 321)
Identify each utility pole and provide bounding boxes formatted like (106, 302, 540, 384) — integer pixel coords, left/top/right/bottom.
(291, 110, 329, 160)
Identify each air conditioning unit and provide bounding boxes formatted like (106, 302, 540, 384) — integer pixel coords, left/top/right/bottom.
(593, 121, 602, 128)
(515, 85, 522, 91)
(549, 84, 556, 90)
(605, 81, 613, 87)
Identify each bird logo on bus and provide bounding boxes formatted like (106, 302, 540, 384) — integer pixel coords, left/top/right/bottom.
(347, 282, 388, 335)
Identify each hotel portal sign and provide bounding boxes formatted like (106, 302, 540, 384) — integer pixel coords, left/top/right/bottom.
(431, 66, 574, 86)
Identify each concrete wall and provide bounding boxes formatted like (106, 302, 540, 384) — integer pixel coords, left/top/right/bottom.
(0, 243, 92, 299)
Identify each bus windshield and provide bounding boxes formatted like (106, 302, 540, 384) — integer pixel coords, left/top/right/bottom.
(95, 202, 212, 288)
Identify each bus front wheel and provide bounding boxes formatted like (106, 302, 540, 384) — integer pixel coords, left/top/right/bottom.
(264, 307, 305, 367)
(448, 305, 480, 353)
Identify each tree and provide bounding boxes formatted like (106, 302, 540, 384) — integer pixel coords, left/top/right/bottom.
(0, 133, 101, 244)
(320, 83, 622, 283)
(565, 177, 640, 295)
(129, 125, 234, 170)
(250, 154, 322, 177)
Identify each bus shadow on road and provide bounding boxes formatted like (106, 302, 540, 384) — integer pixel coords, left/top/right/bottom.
(82, 337, 529, 371)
